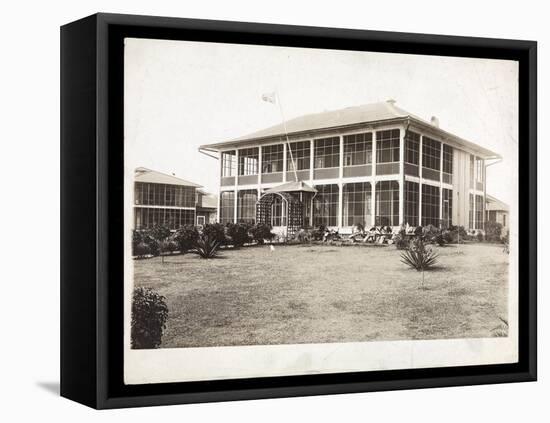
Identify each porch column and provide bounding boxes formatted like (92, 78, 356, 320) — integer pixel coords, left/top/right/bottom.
(398, 127, 405, 226)
(439, 143, 444, 226)
(217, 151, 222, 223)
(309, 139, 314, 182)
(418, 136, 423, 226)
(338, 183, 343, 228)
(258, 145, 263, 187)
(371, 131, 377, 227)
(282, 143, 287, 183)
(338, 135, 344, 228)
(234, 149, 239, 223)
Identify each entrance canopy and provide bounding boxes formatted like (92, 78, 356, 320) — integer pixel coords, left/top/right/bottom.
(263, 180, 317, 195)
(257, 181, 316, 237)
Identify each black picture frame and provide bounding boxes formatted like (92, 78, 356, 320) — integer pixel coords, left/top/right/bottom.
(60, 12, 537, 409)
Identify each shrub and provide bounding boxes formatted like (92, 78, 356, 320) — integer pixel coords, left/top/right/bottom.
(148, 225, 171, 243)
(293, 228, 312, 243)
(226, 222, 252, 247)
(311, 224, 327, 241)
(393, 227, 409, 250)
(203, 223, 227, 245)
(134, 241, 150, 258)
(432, 233, 446, 246)
(166, 240, 178, 254)
(400, 238, 439, 271)
(131, 287, 169, 349)
(193, 234, 221, 259)
(174, 225, 199, 253)
(447, 225, 467, 244)
(484, 221, 503, 242)
(250, 223, 275, 244)
(476, 232, 484, 242)
(143, 235, 160, 256)
(132, 230, 143, 255)
(422, 224, 440, 237)
(441, 229, 453, 244)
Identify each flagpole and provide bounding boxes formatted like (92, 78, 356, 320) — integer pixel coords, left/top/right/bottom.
(275, 91, 298, 182)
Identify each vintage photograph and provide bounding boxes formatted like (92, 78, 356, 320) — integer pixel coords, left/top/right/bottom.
(123, 38, 518, 383)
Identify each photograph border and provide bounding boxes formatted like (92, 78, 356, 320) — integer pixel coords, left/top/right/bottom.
(60, 12, 537, 409)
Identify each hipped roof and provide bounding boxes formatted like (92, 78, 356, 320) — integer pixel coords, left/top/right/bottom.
(135, 167, 202, 188)
(200, 100, 500, 159)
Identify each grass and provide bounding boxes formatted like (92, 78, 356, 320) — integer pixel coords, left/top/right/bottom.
(133, 243, 509, 348)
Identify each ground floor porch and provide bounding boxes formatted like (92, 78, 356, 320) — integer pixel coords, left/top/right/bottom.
(219, 176, 486, 233)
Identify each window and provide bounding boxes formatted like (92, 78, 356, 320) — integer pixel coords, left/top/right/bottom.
(503, 214, 507, 227)
(197, 216, 206, 226)
(375, 181, 399, 226)
(376, 129, 400, 163)
(342, 182, 372, 227)
(134, 182, 145, 205)
(237, 189, 257, 223)
(261, 144, 283, 173)
(343, 133, 372, 166)
(476, 159, 484, 183)
(222, 150, 237, 177)
(175, 186, 196, 207)
(134, 208, 195, 230)
(475, 195, 484, 229)
(220, 191, 235, 224)
(134, 183, 195, 207)
(469, 155, 475, 188)
(313, 184, 339, 226)
(422, 184, 440, 227)
(422, 136, 441, 171)
(238, 147, 259, 176)
(287, 141, 311, 172)
(314, 137, 340, 169)
(271, 195, 287, 226)
(443, 144, 453, 175)
(404, 181, 419, 226)
(405, 131, 420, 165)
(442, 188, 453, 228)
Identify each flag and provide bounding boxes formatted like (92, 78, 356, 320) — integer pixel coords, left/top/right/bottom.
(261, 92, 276, 104)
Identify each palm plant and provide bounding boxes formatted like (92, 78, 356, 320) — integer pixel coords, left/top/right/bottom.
(400, 238, 439, 286)
(193, 234, 220, 259)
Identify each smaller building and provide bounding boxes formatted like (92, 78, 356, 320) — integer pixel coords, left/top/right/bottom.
(133, 167, 215, 230)
(196, 190, 218, 226)
(485, 194, 509, 232)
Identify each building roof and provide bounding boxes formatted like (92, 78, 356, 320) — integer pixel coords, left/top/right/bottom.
(135, 167, 202, 188)
(199, 193, 218, 209)
(486, 194, 509, 212)
(200, 100, 500, 159)
(263, 181, 317, 194)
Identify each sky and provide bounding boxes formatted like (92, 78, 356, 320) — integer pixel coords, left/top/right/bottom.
(124, 38, 518, 205)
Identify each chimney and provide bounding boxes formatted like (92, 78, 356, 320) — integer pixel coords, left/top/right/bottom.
(430, 116, 439, 127)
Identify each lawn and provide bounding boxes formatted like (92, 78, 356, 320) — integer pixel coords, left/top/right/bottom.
(133, 242, 509, 348)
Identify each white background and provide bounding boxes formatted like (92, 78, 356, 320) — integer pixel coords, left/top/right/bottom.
(0, 0, 546, 421)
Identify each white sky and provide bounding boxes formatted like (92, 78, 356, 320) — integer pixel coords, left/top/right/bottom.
(124, 38, 518, 205)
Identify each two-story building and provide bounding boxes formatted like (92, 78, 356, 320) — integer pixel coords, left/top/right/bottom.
(199, 100, 500, 237)
(133, 167, 215, 230)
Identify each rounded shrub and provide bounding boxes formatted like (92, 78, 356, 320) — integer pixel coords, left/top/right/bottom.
(131, 287, 169, 349)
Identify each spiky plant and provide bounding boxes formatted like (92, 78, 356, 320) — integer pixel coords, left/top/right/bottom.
(193, 234, 221, 259)
(400, 238, 439, 286)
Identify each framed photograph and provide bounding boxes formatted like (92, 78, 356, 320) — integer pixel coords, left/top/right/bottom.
(60, 13, 537, 409)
